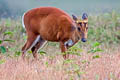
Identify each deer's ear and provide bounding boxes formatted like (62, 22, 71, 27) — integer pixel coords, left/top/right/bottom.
(82, 13, 88, 20)
(72, 14, 78, 21)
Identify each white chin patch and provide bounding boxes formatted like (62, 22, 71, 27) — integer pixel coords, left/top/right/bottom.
(64, 39, 74, 46)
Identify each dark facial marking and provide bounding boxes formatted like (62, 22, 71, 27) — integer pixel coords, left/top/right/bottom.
(84, 22, 87, 26)
(86, 27, 88, 30)
(78, 22, 82, 26)
(77, 27, 81, 32)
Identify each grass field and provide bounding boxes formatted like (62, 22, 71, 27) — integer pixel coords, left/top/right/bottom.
(0, 11, 120, 80)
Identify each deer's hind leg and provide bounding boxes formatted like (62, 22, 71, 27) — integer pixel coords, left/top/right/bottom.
(22, 32, 38, 60)
(31, 36, 47, 59)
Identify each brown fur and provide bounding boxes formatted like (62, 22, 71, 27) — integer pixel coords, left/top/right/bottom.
(22, 7, 88, 59)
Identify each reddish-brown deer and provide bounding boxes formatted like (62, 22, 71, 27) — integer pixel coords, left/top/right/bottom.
(22, 7, 88, 59)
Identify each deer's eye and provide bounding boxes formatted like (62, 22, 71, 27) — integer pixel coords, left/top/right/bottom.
(77, 27, 81, 32)
(78, 22, 82, 26)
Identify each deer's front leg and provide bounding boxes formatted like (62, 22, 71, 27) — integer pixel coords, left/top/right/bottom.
(60, 42, 68, 59)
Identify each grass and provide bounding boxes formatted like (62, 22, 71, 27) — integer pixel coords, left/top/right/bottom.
(0, 11, 120, 80)
(0, 52, 120, 80)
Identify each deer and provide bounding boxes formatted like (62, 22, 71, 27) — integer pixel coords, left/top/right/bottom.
(21, 7, 88, 59)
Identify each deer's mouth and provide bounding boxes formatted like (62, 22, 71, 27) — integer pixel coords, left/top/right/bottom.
(64, 39, 74, 47)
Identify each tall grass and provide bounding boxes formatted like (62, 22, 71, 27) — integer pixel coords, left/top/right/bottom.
(0, 12, 120, 80)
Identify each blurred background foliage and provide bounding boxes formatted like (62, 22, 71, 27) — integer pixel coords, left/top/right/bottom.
(0, 0, 120, 18)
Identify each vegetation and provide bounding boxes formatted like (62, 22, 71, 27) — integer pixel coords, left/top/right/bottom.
(0, 12, 120, 80)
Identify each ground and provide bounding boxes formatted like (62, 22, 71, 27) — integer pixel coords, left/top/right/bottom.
(0, 46, 120, 80)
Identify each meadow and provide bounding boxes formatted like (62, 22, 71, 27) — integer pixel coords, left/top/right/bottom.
(0, 11, 120, 80)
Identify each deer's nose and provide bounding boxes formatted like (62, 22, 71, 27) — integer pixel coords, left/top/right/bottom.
(81, 38, 87, 42)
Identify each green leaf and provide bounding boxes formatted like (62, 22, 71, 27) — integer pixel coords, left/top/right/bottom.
(63, 59, 73, 64)
(0, 46, 6, 54)
(45, 61, 49, 67)
(23, 35, 27, 40)
(0, 40, 3, 44)
(95, 48, 103, 52)
(0, 59, 5, 64)
(4, 39, 15, 42)
(28, 50, 32, 54)
(0, 27, 1, 31)
(39, 50, 46, 55)
(88, 49, 94, 53)
(95, 74, 100, 80)
(88, 48, 103, 53)
(81, 60, 88, 64)
(14, 51, 21, 57)
(5, 19, 11, 27)
(92, 42, 101, 48)
(78, 71, 86, 75)
(72, 64, 79, 72)
(77, 71, 86, 78)
(93, 55, 100, 59)
(4, 31, 13, 35)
